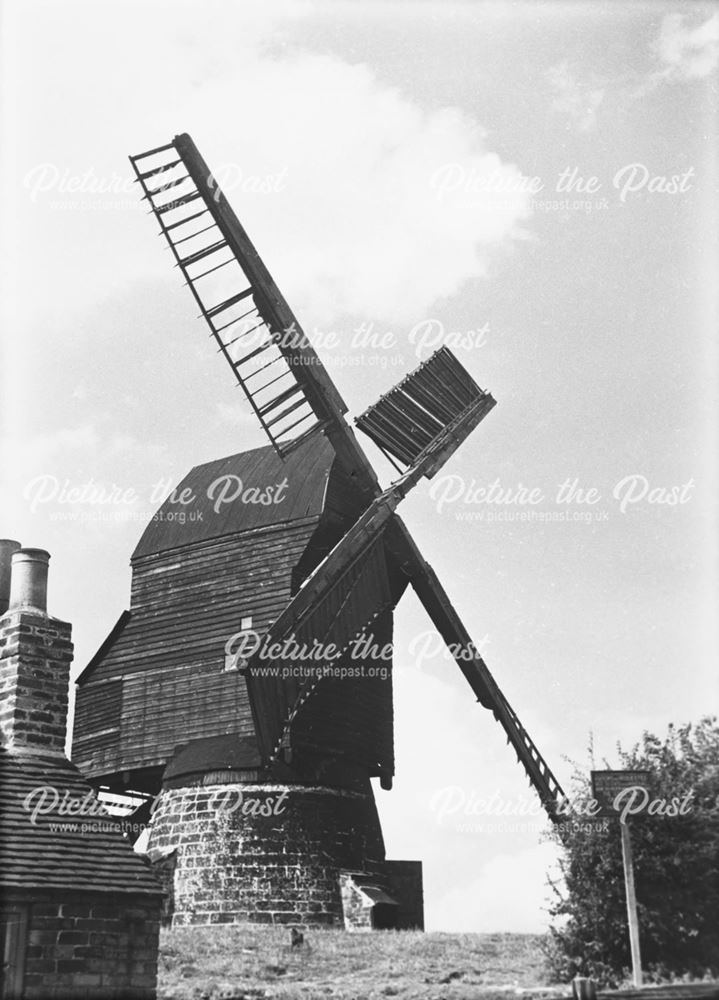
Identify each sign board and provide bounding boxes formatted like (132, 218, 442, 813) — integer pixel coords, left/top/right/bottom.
(591, 769, 652, 819)
(590, 769, 650, 986)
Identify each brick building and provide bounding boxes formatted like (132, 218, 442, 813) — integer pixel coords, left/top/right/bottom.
(0, 541, 163, 999)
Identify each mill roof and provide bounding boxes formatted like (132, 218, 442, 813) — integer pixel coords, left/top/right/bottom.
(133, 435, 335, 559)
(0, 748, 163, 895)
(164, 734, 261, 784)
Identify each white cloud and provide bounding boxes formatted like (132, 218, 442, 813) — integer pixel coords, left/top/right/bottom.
(547, 61, 605, 134)
(548, 13, 718, 130)
(0, 422, 167, 537)
(656, 12, 719, 80)
(0, 423, 101, 544)
(201, 53, 532, 325)
(214, 401, 266, 438)
(430, 842, 562, 933)
(2, 1, 532, 338)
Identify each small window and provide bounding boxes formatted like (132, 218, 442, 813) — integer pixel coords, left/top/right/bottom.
(224, 617, 254, 672)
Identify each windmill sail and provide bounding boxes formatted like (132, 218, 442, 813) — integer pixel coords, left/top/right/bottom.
(130, 135, 345, 458)
(356, 346, 496, 479)
(386, 519, 566, 815)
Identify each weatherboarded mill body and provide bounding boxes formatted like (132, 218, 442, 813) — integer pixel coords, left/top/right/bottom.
(73, 132, 563, 932)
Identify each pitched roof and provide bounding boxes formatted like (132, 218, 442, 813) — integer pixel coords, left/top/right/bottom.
(132, 436, 335, 559)
(0, 749, 162, 895)
(342, 872, 398, 906)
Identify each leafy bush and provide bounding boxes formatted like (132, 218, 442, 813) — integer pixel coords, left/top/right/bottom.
(544, 717, 719, 983)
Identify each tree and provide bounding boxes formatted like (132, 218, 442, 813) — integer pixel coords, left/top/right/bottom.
(544, 717, 719, 984)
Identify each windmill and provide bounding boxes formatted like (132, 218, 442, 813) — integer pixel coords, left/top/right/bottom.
(72, 134, 564, 930)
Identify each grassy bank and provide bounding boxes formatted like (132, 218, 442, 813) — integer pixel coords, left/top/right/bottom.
(158, 927, 559, 1000)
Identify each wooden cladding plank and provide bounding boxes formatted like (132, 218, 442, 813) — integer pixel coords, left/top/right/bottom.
(131, 527, 313, 595)
(81, 522, 318, 687)
(73, 681, 121, 742)
(109, 667, 254, 775)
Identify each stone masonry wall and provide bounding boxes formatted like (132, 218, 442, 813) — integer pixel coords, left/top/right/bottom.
(10, 890, 160, 999)
(148, 782, 387, 927)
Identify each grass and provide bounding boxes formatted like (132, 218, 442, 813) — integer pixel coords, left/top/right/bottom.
(157, 927, 562, 1000)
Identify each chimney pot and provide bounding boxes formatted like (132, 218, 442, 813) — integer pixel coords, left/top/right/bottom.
(0, 540, 22, 615)
(9, 548, 51, 615)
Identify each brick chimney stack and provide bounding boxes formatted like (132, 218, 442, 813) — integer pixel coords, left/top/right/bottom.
(0, 542, 74, 756)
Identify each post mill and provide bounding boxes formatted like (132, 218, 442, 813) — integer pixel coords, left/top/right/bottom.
(72, 134, 564, 930)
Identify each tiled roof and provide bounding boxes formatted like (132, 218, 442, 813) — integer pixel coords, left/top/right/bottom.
(0, 748, 162, 895)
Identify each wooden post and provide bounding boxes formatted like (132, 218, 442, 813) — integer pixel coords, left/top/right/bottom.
(572, 976, 597, 1000)
(620, 819, 643, 987)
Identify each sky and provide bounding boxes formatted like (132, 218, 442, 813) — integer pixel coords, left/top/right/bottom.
(1, 0, 717, 932)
